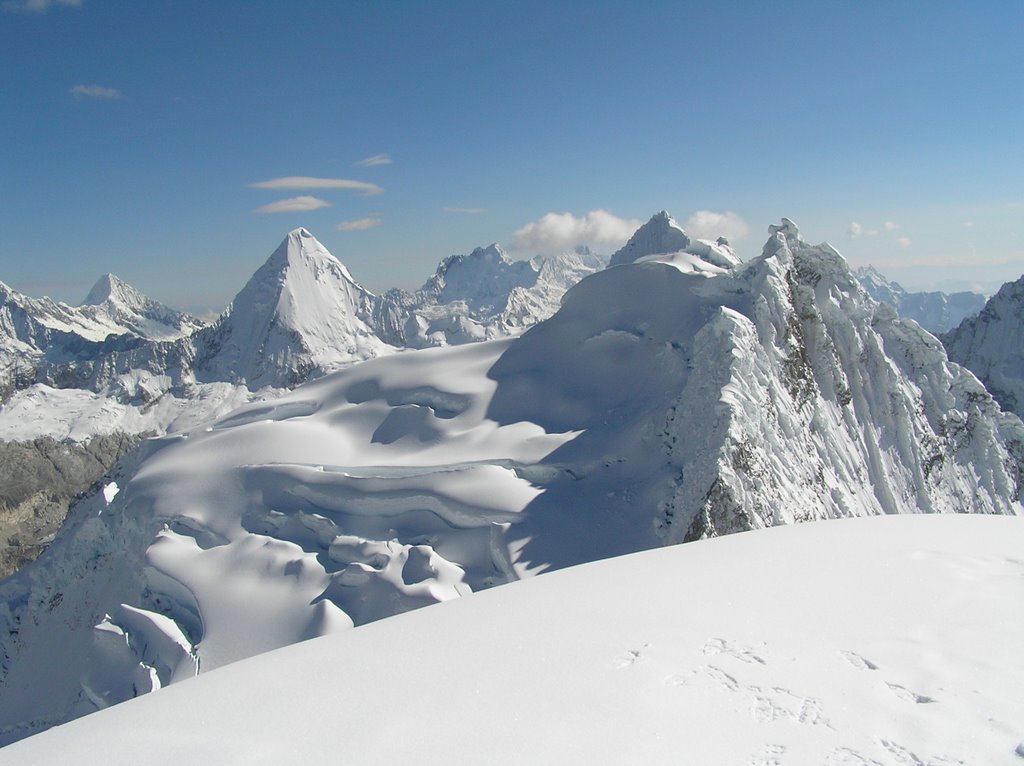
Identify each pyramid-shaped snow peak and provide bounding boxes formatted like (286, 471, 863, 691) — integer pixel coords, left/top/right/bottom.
(81, 273, 144, 308)
(609, 211, 741, 271)
(197, 228, 391, 388)
(609, 211, 690, 267)
(78, 273, 203, 341)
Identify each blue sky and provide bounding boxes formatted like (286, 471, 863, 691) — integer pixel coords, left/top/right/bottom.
(2, 1, 1022, 314)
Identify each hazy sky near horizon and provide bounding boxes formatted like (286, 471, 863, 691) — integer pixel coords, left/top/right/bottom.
(2, 1, 1022, 314)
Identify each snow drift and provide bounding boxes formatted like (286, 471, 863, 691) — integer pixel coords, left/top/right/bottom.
(0, 217, 1020, 744)
(3, 515, 1022, 765)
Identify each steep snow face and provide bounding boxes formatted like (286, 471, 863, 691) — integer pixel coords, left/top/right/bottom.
(608, 210, 741, 270)
(422, 244, 540, 315)
(1, 219, 1019, 743)
(191, 228, 393, 389)
(4, 516, 1022, 766)
(660, 220, 1023, 543)
(382, 246, 607, 348)
(854, 265, 985, 333)
(79, 274, 204, 341)
(943, 274, 1024, 415)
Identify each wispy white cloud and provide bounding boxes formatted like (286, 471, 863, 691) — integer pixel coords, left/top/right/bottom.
(513, 210, 642, 255)
(847, 222, 881, 239)
(3, 0, 81, 13)
(444, 207, 487, 215)
(248, 177, 383, 196)
(355, 154, 392, 167)
(884, 221, 900, 231)
(684, 210, 749, 241)
(253, 196, 330, 214)
(964, 221, 975, 228)
(897, 237, 913, 248)
(336, 217, 382, 232)
(70, 84, 123, 100)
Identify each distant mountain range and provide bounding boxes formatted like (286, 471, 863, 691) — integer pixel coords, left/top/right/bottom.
(853, 265, 986, 334)
(1, 213, 1021, 745)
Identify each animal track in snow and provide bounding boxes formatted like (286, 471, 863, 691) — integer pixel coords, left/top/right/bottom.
(884, 682, 936, 704)
(703, 637, 767, 665)
(839, 649, 879, 671)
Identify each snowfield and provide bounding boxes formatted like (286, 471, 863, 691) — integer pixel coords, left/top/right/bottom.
(1, 216, 1022, 748)
(2, 514, 1021, 765)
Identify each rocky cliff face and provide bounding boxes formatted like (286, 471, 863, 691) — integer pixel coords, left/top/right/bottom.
(0, 432, 146, 578)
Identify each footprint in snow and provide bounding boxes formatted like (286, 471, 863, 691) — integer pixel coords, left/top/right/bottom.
(824, 747, 884, 766)
(839, 649, 879, 671)
(884, 682, 936, 704)
(748, 743, 786, 766)
(702, 637, 767, 665)
(614, 643, 648, 669)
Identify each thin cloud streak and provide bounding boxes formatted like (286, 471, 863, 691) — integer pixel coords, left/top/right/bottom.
(70, 84, 123, 100)
(3, 0, 81, 13)
(444, 207, 487, 215)
(355, 154, 392, 167)
(253, 196, 330, 214)
(248, 177, 383, 196)
(336, 217, 382, 232)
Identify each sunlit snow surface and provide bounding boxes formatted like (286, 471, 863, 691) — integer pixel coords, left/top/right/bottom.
(3, 515, 1022, 765)
(1, 220, 1021, 745)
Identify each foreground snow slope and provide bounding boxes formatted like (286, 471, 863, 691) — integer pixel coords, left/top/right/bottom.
(3, 515, 1022, 765)
(1, 219, 1021, 744)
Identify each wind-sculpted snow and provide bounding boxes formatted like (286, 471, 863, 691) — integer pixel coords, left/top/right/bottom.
(0, 218, 1020, 744)
(4, 516, 1022, 765)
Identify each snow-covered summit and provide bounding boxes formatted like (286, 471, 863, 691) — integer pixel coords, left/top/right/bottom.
(608, 210, 690, 267)
(420, 243, 539, 315)
(195, 228, 392, 388)
(608, 210, 742, 271)
(79, 273, 204, 341)
(81, 273, 146, 308)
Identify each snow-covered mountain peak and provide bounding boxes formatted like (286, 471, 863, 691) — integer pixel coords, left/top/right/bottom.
(608, 210, 691, 267)
(609, 211, 743, 272)
(81, 273, 141, 307)
(195, 229, 390, 388)
(262, 227, 358, 285)
(420, 242, 540, 314)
